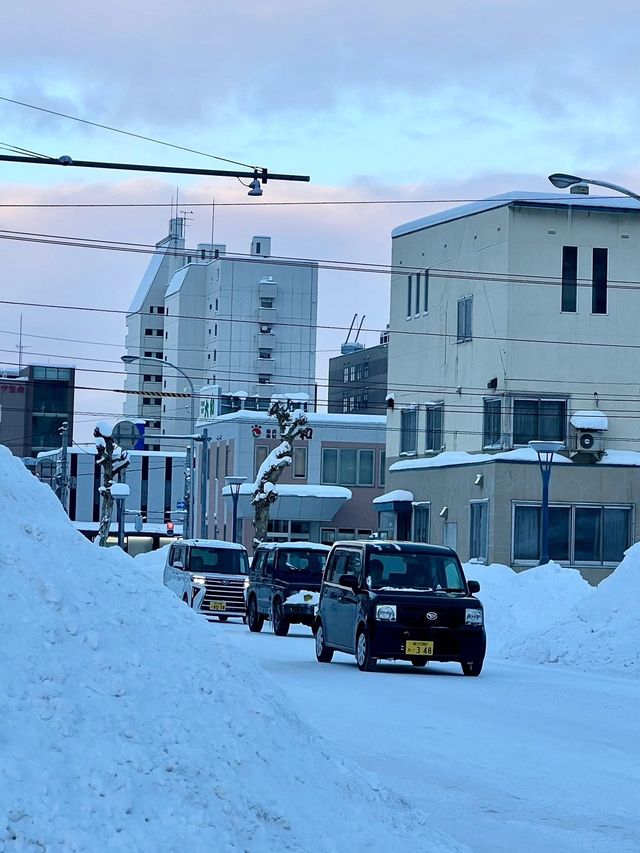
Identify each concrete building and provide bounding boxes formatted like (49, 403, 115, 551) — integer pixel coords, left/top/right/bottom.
(327, 332, 389, 415)
(382, 191, 640, 580)
(196, 407, 387, 552)
(124, 219, 319, 447)
(0, 365, 75, 459)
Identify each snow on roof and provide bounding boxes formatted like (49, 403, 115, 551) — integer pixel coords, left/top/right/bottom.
(127, 250, 165, 314)
(254, 541, 331, 551)
(179, 538, 247, 550)
(392, 191, 640, 239)
(165, 265, 190, 298)
(223, 483, 353, 500)
(570, 411, 609, 431)
(390, 447, 640, 472)
(205, 409, 386, 427)
(373, 489, 415, 504)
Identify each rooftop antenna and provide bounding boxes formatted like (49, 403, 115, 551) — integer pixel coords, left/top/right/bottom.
(210, 195, 215, 247)
(16, 314, 31, 371)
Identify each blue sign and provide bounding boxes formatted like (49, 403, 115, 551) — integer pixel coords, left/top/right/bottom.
(176, 500, 187, 510)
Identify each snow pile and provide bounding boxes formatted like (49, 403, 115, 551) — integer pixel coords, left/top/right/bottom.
(0, 446, 464, 853)
(466, 558, 640, 675)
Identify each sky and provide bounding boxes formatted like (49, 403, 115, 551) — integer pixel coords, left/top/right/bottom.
(2, 0, 640, 442)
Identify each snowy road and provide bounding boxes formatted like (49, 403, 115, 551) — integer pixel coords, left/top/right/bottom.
(220, 621, 640, 853)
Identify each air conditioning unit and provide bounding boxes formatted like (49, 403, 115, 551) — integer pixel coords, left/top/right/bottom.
(570, 428, 605, 456)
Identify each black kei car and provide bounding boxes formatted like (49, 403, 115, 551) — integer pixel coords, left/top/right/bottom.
(246, 542, 331, 636)
(314, 540, 486, 675)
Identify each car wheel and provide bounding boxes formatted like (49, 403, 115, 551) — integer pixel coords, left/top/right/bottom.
(461, 660, 483, 677)
(314, 622, 334, 663)
(356, 629, 377, 672)
(218, 615, 229, 623)
(411, 659, 428, 668)
(272, 598, 290, 636)
(247, 596, 264, 632)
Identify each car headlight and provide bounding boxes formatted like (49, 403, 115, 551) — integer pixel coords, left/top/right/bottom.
(465, 608, 483, 626)
(191, 575, 207, 586)
(376, 604, 396, 621)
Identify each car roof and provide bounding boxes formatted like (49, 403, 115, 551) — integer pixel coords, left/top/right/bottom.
(177, 538, 248, 552)
(254, 541, 331, 552)
(332, 540, 458, 557)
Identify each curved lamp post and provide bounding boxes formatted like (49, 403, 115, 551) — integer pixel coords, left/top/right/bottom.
(121, 354, 196, 539)
(529, 441, 564, 565)
(549, 173, 640, 203)
(225, 476, 247, 543)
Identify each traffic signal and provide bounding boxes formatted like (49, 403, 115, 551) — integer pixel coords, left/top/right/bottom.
(166, 521, 175, 536)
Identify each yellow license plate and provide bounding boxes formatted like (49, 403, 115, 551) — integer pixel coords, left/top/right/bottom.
(209, 601, 226, 611)
(406, 640, 434, 657)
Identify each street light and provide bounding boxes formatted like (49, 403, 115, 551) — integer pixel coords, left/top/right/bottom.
(549, 173, 640, 203)
(121, 354, 196, 539)
(528, 441, 564, 566)
(224, 476, 247, 543)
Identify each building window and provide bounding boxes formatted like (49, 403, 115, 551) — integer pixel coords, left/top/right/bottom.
(379, 450, 386, 486)
(215, 298, 219, 311)
(260, 297, 274, 309)
(258, 374, 272, 384)
(343, 367, 349, 383)
(425, 403, 443, 452)
(214, 323, 218, 336)
(144, 351, 152, 357)
(592, 247, 608, 314)
(423, 269, 429, 313)
(320, 528, 336, 545)
(321, 448, 375, 486)
(457, 296, 473, 342)
(513, 398, 566, 445)
(407, 275, 412, 318)
(144, 328, 154, 336)
(413, 503, 430, 543)
(400, 408, 418, 454)
(483, 398, 502, 448)
(157, 306, 165, 315)
(142, 397, 151, 405)
(469, 501, 489, 562)
(293, 446, 307, 478)
(254, 444, 269, 476)
(258, 349, 272, 359)
(561, 245, 578, 312)
(363, 361, 369, 378)
(342, 396, 349, 413)
(349, 365, 356, 381)
(513, 504, 630, 565)
(414, 272, 421, 315)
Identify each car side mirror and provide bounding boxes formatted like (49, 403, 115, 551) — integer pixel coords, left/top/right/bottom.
(339, 573, 359, 592)
(468, 580, 480, 594)
(174, 560, 184, 570)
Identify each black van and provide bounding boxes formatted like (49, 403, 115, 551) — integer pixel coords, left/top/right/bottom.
(246, 542, 331, 636)
(314, 540, 486, 675)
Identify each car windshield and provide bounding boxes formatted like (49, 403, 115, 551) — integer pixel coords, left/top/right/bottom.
(366, 552, 466, 591)
(188, 547, 248, 575)
(275, 549, 328, 580)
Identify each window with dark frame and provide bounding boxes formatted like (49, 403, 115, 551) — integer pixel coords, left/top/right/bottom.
(407, 275, 412, 318)
(423, 269, 429, 312)
(415, 271, 421, 315)
(469, 501, 489, 562)
(592, 247, 608, 314)
(457, 296, 473, 342)
(400, 408, 418, 453)
(561, 246, 578, 312)
(483, 398, 502, 447)
(512, 397, 566, 444)
(425, 403, 444, 451)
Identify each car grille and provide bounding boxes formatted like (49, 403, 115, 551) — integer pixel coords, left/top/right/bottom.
(199, 577, 246, 615)
(397, 603, 465, 629)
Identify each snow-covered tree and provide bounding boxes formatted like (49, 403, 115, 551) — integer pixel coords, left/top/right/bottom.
(251, 400, 309, 546)
(94, 420, 130, 547)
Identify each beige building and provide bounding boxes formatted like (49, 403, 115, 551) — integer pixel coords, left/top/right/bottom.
(382, 191, 640, 580)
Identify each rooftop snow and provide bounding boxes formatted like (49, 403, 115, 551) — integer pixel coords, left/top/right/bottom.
(570, 410, 609, 430)
(392, 191, 640, 239)
(373, 489, 415, 504)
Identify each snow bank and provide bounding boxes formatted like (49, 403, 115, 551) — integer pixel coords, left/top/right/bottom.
(466, 557, 640, 676)
(0, 446, 464, 853)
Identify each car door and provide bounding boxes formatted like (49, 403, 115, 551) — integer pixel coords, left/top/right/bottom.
(321, 549, 348, 647)
(258, 549, 275, 614)
(333, 549, 363, 651)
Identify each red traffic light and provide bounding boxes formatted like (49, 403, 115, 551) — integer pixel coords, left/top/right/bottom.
(166, 521, 175, 535)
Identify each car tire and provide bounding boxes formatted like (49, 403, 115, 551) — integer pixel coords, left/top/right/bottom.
(272, 598, 290, 636)
(247, 596, 264, 633)
(356, 629, 377, 672)
(218, 615, 229, 623)
(411, 659, 428, 668)
(314, 622, 334, 663)
(461, 660, 483, 677)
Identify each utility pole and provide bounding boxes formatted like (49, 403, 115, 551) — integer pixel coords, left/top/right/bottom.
(199, 428, 211, 539)
(56, 421, 69, 512)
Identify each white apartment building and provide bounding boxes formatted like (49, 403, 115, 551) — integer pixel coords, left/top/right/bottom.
(383, 191, 640, 581)
(124, 219, 318, 447)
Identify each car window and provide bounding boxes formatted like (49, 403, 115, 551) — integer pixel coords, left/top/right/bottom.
(264, 550, 276, 577)
(365, 553, 465, 591)
(344, 551, 363, 583)
(187, 547, 249, 575)
(172, 545, 185, 567)
(275, 549, 328, 581)
(251, 550, 266, 578)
